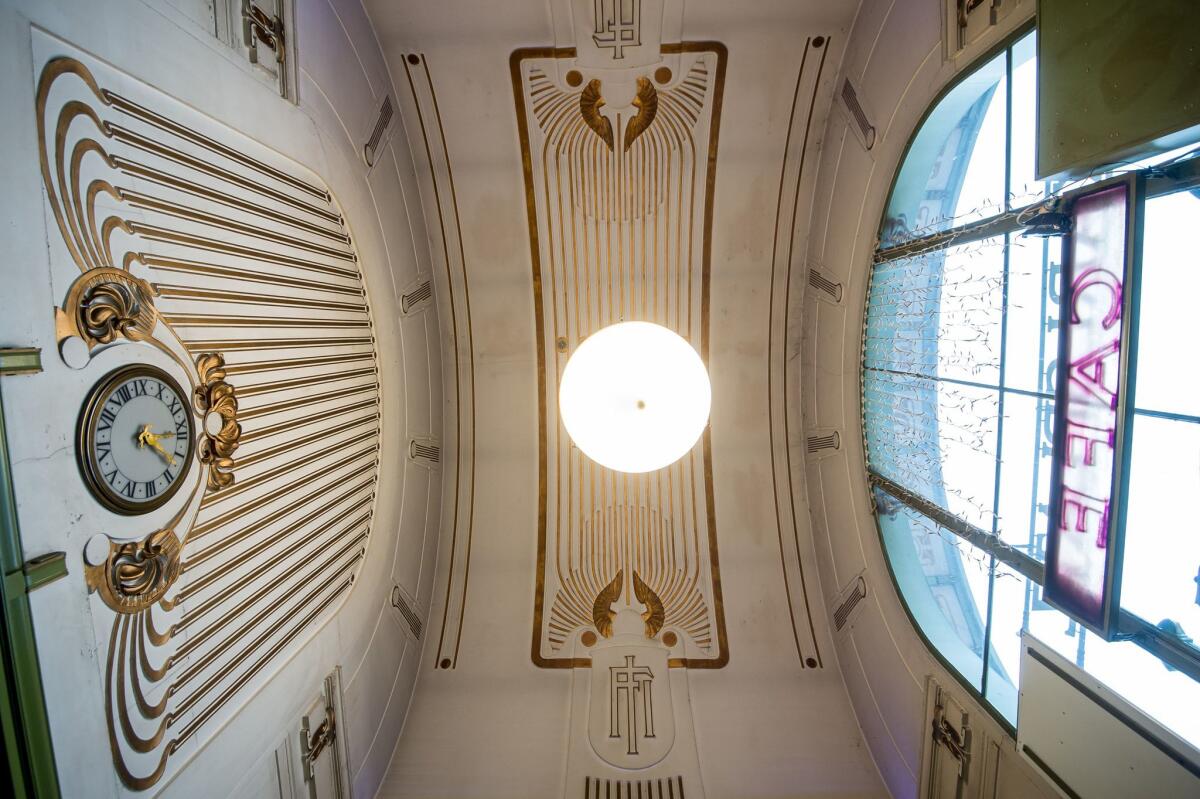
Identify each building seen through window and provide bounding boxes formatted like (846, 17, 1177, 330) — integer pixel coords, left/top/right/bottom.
(864, 28, 1200, 744)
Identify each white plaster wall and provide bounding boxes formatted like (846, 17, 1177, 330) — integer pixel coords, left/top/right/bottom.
(0, 0, 444, 796)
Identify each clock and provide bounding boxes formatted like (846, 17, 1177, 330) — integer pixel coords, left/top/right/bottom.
(78, 364, 195, 514)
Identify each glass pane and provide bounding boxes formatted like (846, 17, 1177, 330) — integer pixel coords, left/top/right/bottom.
(881, 52, 1008, 246)
(876, 488, 992, 690)
(1008, 31, 1047, 207)
(1134, 189, 1200, 418)
(988, 561, 1200, 748)
(995, 392, 1053, 558)
(1120, 414, 1200, 649)
(865, 239, 1005, 384)
(864, 371, 998, 527)
(1002, 235, 1061, 395)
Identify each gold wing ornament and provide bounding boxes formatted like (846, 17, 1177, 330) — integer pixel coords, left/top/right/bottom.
(633, 571, 665, 638)
(592, 569, 623, 637)
(623, 76, 658, 151)
(580, 78, 614, 151)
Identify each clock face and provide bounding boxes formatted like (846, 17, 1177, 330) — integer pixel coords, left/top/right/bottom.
(79, 365, 195, 514)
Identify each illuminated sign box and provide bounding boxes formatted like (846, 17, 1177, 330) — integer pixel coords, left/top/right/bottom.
(1044, 175, 1143, 638)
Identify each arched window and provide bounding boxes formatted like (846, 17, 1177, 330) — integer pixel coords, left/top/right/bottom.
(863, 27, 1200, 744)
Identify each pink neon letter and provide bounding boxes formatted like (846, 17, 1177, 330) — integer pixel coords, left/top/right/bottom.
(1065, 420, 1115, 467)
(1069, 339, 1121, 409)
(1061, 486, 1110, 548)
(1070, 268, 1122, 329)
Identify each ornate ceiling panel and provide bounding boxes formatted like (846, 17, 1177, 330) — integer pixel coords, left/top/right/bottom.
(34, 37, 379, 791)
(513, 41, 729, 671)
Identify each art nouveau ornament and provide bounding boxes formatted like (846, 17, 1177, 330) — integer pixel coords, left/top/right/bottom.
(588, 607, 675, 768)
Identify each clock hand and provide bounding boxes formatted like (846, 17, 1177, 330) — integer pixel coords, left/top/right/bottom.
(147, 437, 177, 467)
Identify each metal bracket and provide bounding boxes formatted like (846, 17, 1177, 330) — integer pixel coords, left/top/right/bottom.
(932, 702, 973, 783)
(242, 1, 287, 98)
(300, 701, 336, 784)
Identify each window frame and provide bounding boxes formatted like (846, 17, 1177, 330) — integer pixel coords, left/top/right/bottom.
(860, 21, 1200, 736)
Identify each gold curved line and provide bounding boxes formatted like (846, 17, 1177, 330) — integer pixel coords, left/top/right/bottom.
(144, 607, 175, 647)
(130, 615, 171, 717)
(71, 137, 115, 266)
(84, 177, 121, 266)
(54, 100, 108, 270)
(37, 59, 109, 272)
(105, 616, 176, 791)
(115, 615, 171, 753)
(99, 213, 134, 268)
(136, 614, 173, 682)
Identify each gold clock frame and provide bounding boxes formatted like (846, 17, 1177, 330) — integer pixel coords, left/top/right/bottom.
(77, 363, 196, 515)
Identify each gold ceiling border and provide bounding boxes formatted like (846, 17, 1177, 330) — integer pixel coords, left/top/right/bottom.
(511, 42, 729, 670)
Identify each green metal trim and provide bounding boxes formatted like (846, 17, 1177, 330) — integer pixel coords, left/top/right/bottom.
(0, 379, 61, 797)
(0, 350, 42, 377)
(21, 553, 66, 594)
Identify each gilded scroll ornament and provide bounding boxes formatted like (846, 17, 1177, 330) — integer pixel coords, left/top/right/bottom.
(632, 571, 665, 638)
(194, 353, 240, 491)
(623, 76, 658, 151)
(593, 570, 623, 637)
(592, 569, 666, 639)
(84, 528, 183, 613)
(57, 267, 157, 348)
(580, 79, 615, 150)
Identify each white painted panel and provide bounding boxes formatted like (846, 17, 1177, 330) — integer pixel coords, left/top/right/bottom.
(1017, 635, 1200, 799)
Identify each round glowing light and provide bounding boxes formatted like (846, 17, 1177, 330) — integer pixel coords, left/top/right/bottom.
(558, 321, 711, 473)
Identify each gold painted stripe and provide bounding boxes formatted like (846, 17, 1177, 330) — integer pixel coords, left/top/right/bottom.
(138, 254, 364, 297)
(173, 543, 364, 687)
(181, 335, 373, 352)
(178, 520, 368, 633)
(174, 575, 353, 722)
(126, 222, 359, 277)
(112, 158, 350, 242)
(201, 442, 378, 507)
(121, 190, 356, 261)
(104, 92, 331, 201)
(107, 124, 340, 223)
(237, 397, 378, 443)
(190, 458, 377, 538)
(237, 382, 378, 422)
(178, 497, 373, 601)
(236, 366, 377, 399)
(185, 476, 375, 564)
(174, 579, 353, 744)
(162, 313, 369, 329)
(236, 426, 377, 471)
(222, 351, 374, 378)
(155, 285, 368, 313)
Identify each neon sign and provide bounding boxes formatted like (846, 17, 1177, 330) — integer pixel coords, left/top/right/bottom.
(1044, 178, 1141, 637)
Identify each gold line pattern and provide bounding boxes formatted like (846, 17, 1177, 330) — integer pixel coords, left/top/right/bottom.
(400, 53, 478, 671)
(766, 37, 830, 669)
(512, 44, 729, 669)
(36, 52, 379, 789)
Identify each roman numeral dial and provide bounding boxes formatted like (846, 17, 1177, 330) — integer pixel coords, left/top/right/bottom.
(79, 365, 195, 515)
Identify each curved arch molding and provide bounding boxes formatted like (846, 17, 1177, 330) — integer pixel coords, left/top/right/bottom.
(35, 42, 381, 790)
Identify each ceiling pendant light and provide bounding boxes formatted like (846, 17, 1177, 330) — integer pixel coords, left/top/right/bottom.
(558, 321, 711, 473)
